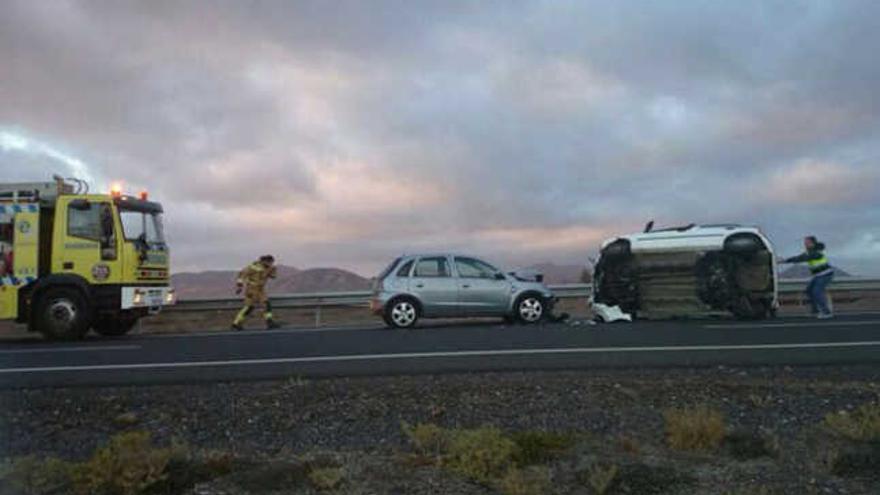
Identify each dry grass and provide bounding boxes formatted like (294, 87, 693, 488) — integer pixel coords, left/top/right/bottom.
(664, 406, 726, 451)
(580, 462, 618, 494)
(72, 431, 180, 495)
(401, 423, 576, 487)
(498, 467, 552, 495)
(2, 432, 179, 495)
(0, 433, 241, 495)
(307, 467, 344, 491)
(509, 430, 578, 465)
(2, 456, 75, 495)
(402, 422, 449, 458)
(444, 426, 519, 485)
(824, 402, 880, 441)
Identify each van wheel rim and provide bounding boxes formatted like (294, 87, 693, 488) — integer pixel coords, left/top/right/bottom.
(392, 302, 416, 326)
(519, 298, 543, 322)
(49, 299, 77, 329)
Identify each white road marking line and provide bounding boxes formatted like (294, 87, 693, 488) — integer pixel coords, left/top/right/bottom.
(1, 341, 879, 374)
(704, 320, 880, 329)
(0, 345, 140, 355)
(140, 325, 388, 339)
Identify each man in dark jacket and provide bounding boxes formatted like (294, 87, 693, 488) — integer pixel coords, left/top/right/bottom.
(780, 236, 833, 319)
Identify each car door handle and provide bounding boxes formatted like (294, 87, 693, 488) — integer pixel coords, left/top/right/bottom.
(415, 284, 424, 288)
(63, 262, 74, 270)
(462, 284, 471, 289)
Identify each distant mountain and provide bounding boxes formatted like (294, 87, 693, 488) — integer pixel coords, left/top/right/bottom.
(171, 265, 371, 299)
(523, 262, 591, 284)
(779, 265, 853, 279)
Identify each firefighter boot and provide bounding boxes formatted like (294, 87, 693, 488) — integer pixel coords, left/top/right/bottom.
(266, 319, 281, 330)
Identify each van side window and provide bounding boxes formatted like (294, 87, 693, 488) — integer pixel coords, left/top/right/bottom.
(396, 259, 414, 277)
(414, 257, 450, 278)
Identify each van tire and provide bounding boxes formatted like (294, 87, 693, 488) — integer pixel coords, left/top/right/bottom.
(33, 287, 91, 341)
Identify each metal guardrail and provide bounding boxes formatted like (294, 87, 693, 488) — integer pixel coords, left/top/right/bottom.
(169, 277, 880, 313)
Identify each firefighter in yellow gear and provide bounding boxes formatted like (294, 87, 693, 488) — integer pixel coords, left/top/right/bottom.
(231, 255, 281, 331)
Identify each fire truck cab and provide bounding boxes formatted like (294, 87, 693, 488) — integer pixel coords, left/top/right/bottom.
(0, 176, 175, 340)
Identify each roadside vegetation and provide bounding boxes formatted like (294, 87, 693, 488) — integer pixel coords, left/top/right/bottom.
(3, 368, 879, 494)
(664, 405, 727, 451)
(0, 431, 237, 495)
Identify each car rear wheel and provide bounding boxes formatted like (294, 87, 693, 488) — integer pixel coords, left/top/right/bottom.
(515, 294, 545, 324)
(385, 298, 419, 329)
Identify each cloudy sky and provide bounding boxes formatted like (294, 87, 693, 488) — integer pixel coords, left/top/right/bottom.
(2, 0, 879, 275)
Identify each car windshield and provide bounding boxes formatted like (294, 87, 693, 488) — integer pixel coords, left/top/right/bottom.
(119, 209, 165, 245)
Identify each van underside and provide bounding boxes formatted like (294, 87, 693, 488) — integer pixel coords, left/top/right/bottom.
(593, 234, 776, 320)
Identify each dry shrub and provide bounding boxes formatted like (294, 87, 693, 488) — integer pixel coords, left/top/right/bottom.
(307, 467, 344, 491)
(664, 406, 726, 451)
(444, 426, 519, 484)
(498, 467, 552, 495)
(1, 437, 236, 495)
(3, 456, 75, 495)
(581, 462, 618, 495)
(72, 431, 174, 495)
(510, 431, 576, 465)
(824, 402, 880, 441)
(402, 422, 449, 457)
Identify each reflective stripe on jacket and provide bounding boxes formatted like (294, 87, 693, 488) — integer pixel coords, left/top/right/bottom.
(786, 247, 831, 275)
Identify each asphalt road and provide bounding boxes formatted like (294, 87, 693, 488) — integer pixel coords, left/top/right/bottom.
(1, 315, 879, 388)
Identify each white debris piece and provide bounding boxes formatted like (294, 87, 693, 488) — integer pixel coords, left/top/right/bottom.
(592, 303, 633, 323)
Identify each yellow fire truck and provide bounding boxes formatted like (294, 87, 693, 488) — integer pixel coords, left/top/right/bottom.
(0, 176, 175, 340)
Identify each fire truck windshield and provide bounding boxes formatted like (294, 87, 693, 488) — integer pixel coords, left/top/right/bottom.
(119, 209, 165, 246)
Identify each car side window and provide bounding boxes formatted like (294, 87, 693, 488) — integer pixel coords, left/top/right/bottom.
(414, 257, 450, 278)
(396, 259, 414, 277)
(455, 257, 497, 279)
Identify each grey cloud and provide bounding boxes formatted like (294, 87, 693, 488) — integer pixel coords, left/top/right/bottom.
(2, 0, 880, 275)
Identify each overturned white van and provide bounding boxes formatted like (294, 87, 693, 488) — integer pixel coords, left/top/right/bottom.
(592, 223, 779, 321)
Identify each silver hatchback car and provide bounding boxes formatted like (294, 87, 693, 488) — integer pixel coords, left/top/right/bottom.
(370, 253, 556, 328)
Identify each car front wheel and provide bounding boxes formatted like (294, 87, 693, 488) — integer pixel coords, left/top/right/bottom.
(515, 294, 545, 324)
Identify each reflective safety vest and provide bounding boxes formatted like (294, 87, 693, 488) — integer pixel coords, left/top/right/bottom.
(807, 254, 831, 274)
(807, 255, 828, 269)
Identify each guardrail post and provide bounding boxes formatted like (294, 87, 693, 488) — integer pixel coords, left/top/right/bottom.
(315, 300, 322, 328)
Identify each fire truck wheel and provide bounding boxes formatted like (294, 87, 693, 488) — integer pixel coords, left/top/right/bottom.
(93, 317, 137, 337)
(34, 288, 91, 341)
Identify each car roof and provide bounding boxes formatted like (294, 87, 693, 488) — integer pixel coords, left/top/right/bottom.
(397, 253, 491, 259)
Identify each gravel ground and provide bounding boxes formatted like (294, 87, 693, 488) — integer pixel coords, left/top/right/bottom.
(1, 365, 879, 494)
